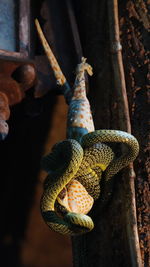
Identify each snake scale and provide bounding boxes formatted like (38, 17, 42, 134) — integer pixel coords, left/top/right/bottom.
(35, 20, 139, 235)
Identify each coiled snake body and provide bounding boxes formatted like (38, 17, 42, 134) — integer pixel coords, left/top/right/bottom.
(35, 20, 139, 235)
(41, 130, 139, 235)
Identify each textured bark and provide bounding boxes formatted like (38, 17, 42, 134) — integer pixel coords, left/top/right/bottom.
(119, 1, 150, 266)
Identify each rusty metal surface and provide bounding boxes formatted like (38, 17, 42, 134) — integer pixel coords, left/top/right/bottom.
(0, 92, 9, 140)
(0, 55, 36, 139)
(0, 92, 10, 120)
(0, 56, 36, 105)
(0, 0, 35, 139)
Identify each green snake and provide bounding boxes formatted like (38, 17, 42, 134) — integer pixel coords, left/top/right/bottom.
(41, 130, 139, 235)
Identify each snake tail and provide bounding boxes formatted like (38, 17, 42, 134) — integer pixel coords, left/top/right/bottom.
(41, 139, 94, 235)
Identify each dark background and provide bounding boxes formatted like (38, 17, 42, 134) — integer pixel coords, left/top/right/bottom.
(0, 1, 149, 266)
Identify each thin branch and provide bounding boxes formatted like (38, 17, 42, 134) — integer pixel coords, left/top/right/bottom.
(65, 0, 83, 61)
(65, 0, 89, 92)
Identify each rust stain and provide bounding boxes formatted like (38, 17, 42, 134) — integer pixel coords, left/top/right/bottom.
(0, 92, 10, 120)
(0, 55, 36, 138)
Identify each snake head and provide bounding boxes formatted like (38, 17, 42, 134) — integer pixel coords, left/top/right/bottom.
(67, 126, 88, 144)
